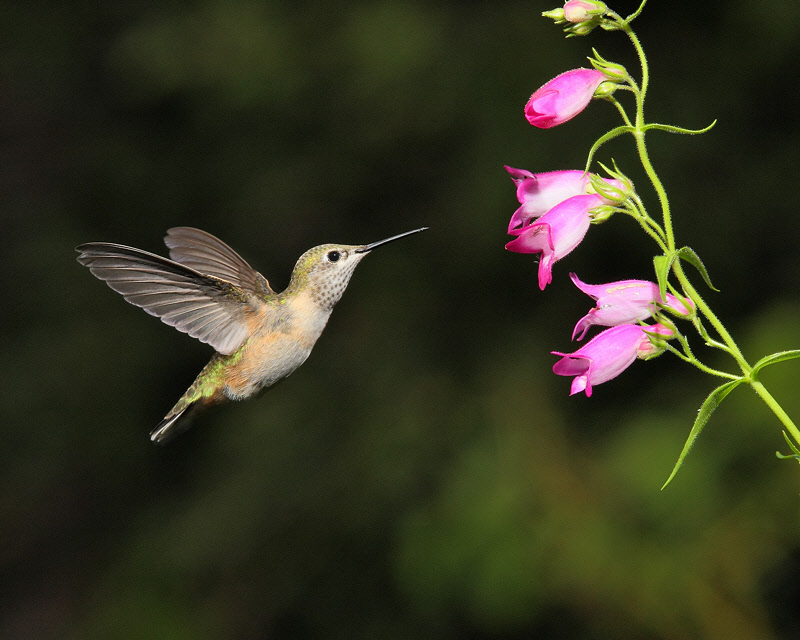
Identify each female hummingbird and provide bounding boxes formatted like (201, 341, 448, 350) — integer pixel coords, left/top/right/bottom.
(76, 226, 427, 443)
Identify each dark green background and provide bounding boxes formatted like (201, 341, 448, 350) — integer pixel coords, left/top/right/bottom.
(4, 1, 800, 638)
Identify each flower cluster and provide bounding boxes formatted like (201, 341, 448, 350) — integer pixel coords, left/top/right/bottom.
(504, 20, 694, 396)
(504, 0, 800, 487)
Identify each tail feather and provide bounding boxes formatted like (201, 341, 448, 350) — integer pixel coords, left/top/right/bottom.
(150, 400, 203, 444)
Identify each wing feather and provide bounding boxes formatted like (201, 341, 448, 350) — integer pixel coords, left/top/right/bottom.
(76, 243, 255, 355)
(164, 227, 274, 297)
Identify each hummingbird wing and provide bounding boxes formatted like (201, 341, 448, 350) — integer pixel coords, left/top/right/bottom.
(164, 227, 274, 297)
(76, 243, 259, 355)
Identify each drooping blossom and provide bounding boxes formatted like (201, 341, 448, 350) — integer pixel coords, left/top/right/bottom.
(505, 167, 591, 231)
(569, 273, 694, 340)
(552, 323, 674, 397)
(504, 166, 625, 232)
(525, 68, 606, 129)
(506, 194, 600, 290)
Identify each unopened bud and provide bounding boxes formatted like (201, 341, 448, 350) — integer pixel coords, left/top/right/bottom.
(593, 81, 619, 99)
(589, 204, 615, 223)
(542, 8, 567, 22)
(564, 0, 607, 23)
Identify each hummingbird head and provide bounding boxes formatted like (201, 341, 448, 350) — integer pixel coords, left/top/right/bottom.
(289, 227, 428, 310)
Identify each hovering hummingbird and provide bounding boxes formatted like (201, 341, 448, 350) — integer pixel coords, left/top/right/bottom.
(76, 226, 427, 443)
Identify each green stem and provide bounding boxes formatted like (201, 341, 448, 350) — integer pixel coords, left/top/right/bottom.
(609, 96, 633, 128)
(664, 343, 739, 380)
(623, 26, 677, 250)
(672, 261, 750, 370)
(751, 380, 800, 447)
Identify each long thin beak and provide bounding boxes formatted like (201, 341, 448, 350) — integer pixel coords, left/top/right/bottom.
(355, 227, 428, 253)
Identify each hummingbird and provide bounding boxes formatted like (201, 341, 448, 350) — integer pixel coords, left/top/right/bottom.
(76, 226, 427, 443)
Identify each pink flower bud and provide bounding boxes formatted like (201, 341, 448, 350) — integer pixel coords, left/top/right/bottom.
(569, 273, 694, 340)
(525, 68, 606, 129)
(506, 194, 600, 290)
(563, 0, 606, 23)
(552, 323, 674, 397)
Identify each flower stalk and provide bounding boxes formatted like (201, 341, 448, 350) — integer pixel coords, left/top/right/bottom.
(511, 0, 800, 483)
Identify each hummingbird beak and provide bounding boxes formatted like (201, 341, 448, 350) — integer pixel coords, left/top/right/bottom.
(354, 227, 428, 254)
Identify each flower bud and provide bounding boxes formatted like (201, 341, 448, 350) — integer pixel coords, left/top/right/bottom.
(542, 8, 567, 22)
(525, 68, 606, 128)
(593, 81, 619, 99)
(563, 0, 607, 23)
(589, 204, 615, 222)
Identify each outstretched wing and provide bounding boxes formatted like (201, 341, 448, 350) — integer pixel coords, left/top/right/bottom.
(76, 243, 256, 355)
(164, 227, 274, 298)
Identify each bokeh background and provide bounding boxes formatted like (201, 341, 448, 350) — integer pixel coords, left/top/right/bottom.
(4, 1, 800, 638)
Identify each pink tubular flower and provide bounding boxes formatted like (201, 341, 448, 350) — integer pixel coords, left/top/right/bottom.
(504, 166, 625, 231)
(505, 167, 591, 231)
(525, 68, 606, 128)
(552, 323, 674, 397)
(569, 273, 694, 340)
(506, 194, 600, 290)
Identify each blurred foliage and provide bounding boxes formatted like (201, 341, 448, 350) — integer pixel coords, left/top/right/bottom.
(2, 0, 800, 638)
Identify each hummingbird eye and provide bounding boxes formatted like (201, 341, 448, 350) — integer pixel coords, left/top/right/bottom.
(327, 250, 341, 262)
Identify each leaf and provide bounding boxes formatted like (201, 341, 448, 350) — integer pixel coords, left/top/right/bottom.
(775, 431, 800, 463)
(661, 379, 743, 489)
(677, 246, 718, 291)
(642, 120, 717, 136)
(653, 253, 674, 302)
(752, 350, 800, 377)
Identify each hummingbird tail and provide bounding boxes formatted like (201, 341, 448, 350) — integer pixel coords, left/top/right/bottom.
(150, 401, 199, 444)
(151, 354, 231, 444)
(150, 393, 218, 444)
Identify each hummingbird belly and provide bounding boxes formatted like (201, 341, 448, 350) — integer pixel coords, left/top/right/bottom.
(221, 332, 315, 400)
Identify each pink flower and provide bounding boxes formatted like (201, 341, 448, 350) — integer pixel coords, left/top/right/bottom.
(569, 273, 694, 340)
(504, 166, 624, 232)
(505, 167, 591, 232)
(552, 323, 674, 397)
(506, 194, 600, 290)
(525, 68, 606, 129)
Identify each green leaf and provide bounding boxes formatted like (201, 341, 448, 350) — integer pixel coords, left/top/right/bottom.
(677, 246, 718, 291)
(752, 350, 800, 377)
(661, 379, 743, 489)
(653, 253, 674, 302)
(775, 431, 800, 463)
(642, 120, 717, 136)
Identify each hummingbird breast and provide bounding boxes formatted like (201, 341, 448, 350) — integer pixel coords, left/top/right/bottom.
(221, 291, 333, 400)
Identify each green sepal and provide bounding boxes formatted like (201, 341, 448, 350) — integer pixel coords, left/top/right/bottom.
(752, 350, 800, 377)
(677, 246, 718, 292)
(661, 378, 743, 489)
(775, 431, 800, 463)
(653, 253, 674, 302)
